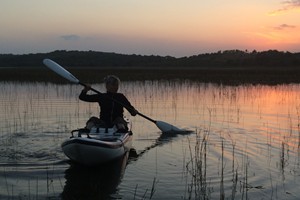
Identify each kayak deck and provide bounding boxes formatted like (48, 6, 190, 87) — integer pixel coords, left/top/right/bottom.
(62, 126, 133, 165)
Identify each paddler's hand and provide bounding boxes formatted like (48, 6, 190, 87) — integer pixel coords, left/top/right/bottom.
(82, 84, 91, 92)
(130, 108, 138, 116)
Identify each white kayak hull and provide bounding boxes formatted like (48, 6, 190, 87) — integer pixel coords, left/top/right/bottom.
(62, 128, 132, 166)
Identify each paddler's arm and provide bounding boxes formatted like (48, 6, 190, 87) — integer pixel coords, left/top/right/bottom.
(79, 85, 100, 102)
(121, 94, 138, 116)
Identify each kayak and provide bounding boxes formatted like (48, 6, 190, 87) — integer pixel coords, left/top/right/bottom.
(61, 125, 133, 166)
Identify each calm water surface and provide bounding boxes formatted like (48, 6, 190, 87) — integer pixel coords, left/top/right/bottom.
(0, 81, 299, 199)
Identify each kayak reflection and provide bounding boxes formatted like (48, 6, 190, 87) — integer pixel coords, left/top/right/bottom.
(61, 130, 193, 199)
(61, 151, 129, 200)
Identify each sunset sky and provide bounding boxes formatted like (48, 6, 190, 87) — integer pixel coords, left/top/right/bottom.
(1, 0, 300, 57)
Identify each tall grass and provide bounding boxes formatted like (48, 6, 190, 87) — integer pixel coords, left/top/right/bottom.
(133, 177, 158, 200)
(1, 81, 300, 199)
(2, 67, 300, 85)
(185, 126, 212, 200)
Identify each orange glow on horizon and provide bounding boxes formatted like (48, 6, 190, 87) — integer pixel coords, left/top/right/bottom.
(1, 1, 300, 56)
(243, 24, 300, 51)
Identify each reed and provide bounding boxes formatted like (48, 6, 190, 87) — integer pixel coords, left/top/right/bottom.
(133, 177, 158, 200)
(231, 169, 238, 200)
(185, 127, 212, 200)
(1, 80, 300, 199)
(2, 67, 300, 85)
(3, 168, 10, 197)
(185, 122, 259, 200)
(297, 107, 300, 149)
(220, 140, 225, 200)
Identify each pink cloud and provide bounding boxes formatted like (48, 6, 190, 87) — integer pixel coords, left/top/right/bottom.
(274, 24, 296, 30)
(270, 0, 300, 15)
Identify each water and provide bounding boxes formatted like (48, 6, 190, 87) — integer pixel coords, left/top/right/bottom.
(0, 81, 299, 199)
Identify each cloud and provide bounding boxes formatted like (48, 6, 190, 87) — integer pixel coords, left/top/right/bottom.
(274, 24, 296, 30)
(269, 0, 300, 15)
(60, 34, 80, 41)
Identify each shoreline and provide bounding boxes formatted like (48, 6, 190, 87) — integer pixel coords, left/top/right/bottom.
(1, 67, 300, 85)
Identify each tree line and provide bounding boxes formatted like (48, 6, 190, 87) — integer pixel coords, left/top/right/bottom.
(0, 49, 300, 68)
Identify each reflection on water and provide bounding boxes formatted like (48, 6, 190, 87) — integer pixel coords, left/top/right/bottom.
(130, 130, 194, 162)
(61, 152, 128, 199)
(0, 81, 299, 199)
(61, 130, 188, 200)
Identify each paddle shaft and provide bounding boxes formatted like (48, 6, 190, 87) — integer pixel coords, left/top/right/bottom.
(136, 112, 156, 123)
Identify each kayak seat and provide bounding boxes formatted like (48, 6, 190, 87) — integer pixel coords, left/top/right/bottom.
(71, 128, 90, 138)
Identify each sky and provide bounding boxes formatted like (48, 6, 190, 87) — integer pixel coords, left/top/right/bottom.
(1, 0, 300, 57)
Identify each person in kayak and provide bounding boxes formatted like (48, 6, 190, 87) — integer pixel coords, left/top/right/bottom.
(79, 75, 138, 132)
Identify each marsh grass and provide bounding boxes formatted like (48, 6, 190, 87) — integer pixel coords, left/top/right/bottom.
(297, 107, 300, 149)
(184, 126, 273, 199)
(185, 126, 212, 200)
(133, 177, 158, 200)
(2, 163, 63, 200)
(1, 81, 300, 199)
(2, 67, 300, 85)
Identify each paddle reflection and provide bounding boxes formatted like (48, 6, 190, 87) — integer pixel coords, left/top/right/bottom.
(129, 130, 194, 161)
(61, 152, 129, 200)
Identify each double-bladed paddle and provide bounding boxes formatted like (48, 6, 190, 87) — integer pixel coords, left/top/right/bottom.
(43, 58, 182, 133)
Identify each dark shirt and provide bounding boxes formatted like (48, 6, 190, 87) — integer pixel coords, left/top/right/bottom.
(79, 90, 135, 126)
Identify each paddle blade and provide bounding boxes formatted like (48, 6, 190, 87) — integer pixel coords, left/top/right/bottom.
(43, 59, 79, 84)
(155, 121, 182, 133)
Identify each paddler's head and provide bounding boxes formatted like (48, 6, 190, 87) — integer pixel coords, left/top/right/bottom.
(104, 75, 120, 93)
